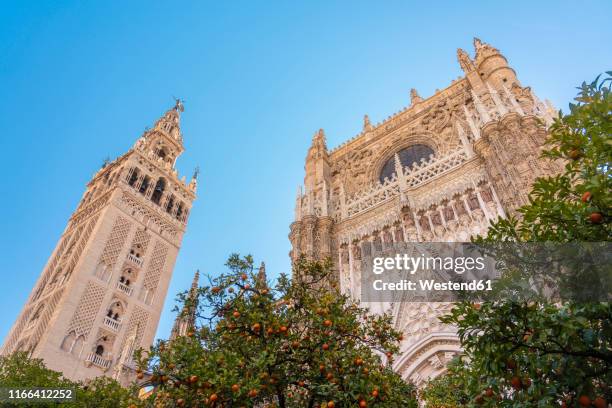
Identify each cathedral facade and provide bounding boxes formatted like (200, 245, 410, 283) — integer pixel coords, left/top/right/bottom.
(1, 102, 196, 385)
(289, 39, 559, 386)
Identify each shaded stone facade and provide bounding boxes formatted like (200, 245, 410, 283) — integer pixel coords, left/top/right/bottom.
(1, 102, 197, 385)
(289, 38, 560, 386)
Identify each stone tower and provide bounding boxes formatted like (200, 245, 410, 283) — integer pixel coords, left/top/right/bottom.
(290, 39, 560, 385)
(1, 101, 197, 385)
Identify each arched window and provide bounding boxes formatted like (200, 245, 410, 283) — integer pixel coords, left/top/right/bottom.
(106, 301, 124, 321)
(165, 194, 175, 214)
(119, 268, 135, 286)
(157, 147, 168, 161)
(130, 243, 143, 259)
(128, 168, 140, 187)
(175, 202, 184, 220)
(379, 144, 435, 183)
(61, 332, 76, 352)
(151, 178, 166, 205)
(72, 336, 84, 357)
(139, 176, 150, 195)
(95, 345, 104, 356)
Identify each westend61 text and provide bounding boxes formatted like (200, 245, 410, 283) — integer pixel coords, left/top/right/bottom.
(372, 279, 493, 292)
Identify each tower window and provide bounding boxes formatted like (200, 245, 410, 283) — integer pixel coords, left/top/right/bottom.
(128, 168, 140, 187)
(165, 195, 175, 213)
(139, 176, 150, 195)
(176, 202, 184, 220)
(151, 178, 166, 205)
(379, 144, 435, 183)
(95, 345, 104, 356)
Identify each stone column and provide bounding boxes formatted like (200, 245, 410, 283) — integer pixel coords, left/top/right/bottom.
(475, 188, 493, 221)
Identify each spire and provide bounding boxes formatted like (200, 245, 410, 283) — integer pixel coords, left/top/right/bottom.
(257, 262, 267, 288)
(190, 269, 200, 293)
(133, 100, 186, 166)
(410, 88, 423, 105)
(151, 100, 184, 145)
(188, 166, 199, 193)
(304, 128, 331, 196)
(294, 186, 303, 221)
(363, 115, 373, 132)
(312, 128, 327, 150)
(170, 270, 199, 340)
(457, 48, 475, 73)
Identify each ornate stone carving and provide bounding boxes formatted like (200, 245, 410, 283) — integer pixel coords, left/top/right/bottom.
(290, 40, 558, 387)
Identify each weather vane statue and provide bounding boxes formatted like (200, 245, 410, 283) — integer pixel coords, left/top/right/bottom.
(173, 96, 185, 112)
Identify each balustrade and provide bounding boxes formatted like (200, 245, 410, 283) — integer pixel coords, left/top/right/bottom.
(103, 316, 121, 332)
(85, 352, 111, 369)
(126, 253, 143, 267)
(116, 281, 133, 296)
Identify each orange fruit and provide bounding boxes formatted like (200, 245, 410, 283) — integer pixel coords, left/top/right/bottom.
(590, 212, 604, 224)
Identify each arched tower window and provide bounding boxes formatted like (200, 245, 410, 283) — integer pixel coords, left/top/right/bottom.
(165, 194, 175, 214)
(139, 176, 150, 195)
(61, 332, 76, 352)
(151, 178, 166, 205)
(379, 144, 435, 184)
(176, 202, 184, 220)
(128, 167, 140, 187)
(157, 147, 168, 161)
(119, 267, 136, 286)
(129, 243, 143, 260)
(95, 344, 104, 356)
(106, 301, 124, 321)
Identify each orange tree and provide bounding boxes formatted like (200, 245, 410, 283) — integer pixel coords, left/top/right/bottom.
(421, 74, 611, 407)
(135, 256, 417, 408)
(0, 352, 137, 407)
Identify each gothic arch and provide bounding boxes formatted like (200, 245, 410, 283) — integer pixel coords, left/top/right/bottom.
(368, 132, 440, 185)
(105, 299, 126, 321)
(393, 333, 462, 387)
(151, 178, 166, 205)
(128, 167, 140, 187)
(94, 261, 111, 282)
(61, 331, 76, 352)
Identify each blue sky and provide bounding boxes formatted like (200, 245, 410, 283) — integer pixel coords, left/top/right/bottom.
(0, 1, 610, 344)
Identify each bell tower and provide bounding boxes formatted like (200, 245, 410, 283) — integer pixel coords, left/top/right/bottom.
(1, 100, 197, 385)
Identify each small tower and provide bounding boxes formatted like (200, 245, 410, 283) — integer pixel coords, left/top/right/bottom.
(170, 270, 199, 340)
(472, 37, 519, 89)
(410, 88, 423, 105)
(290, 129, 335, 266)
(1, 101, 197, 384)
(363, 115, 373, 132)
(304, 129, 331, 194)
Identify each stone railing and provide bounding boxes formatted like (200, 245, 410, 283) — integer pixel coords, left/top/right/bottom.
(103, 316, 121, 332)
(345, 177, 400, 218)
(116, 282, 133, 296)
(85, 352, 111, 369)
(126, 253, 143, 267)
(403, 148, 469, 188)
(343, 147, 470, 220)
